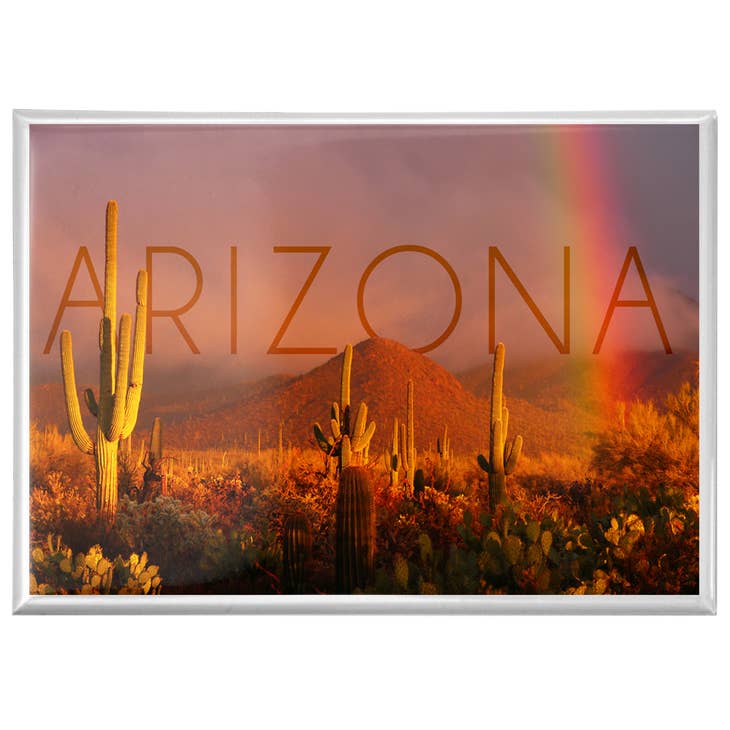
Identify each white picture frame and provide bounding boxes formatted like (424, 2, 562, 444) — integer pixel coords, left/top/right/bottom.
(13, 110, 717, 614)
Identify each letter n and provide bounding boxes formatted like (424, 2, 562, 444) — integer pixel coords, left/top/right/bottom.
(489, 246, 571, 353)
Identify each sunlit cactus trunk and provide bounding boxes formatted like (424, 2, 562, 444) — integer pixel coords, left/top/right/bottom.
(400, 380, 416, 486)
(96, 425, 119, 522)
(477, 343, 523, 509)
(60, 201, 147, 525)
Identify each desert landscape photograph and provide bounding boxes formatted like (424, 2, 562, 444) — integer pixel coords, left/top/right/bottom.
(27, 123, 700, 596)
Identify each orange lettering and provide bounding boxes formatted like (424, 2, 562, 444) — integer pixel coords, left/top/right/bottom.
(593, 246, 671, 354)
(357, 245, 462, 353)
(489, 246, 571, 354)
(268, 246, 336, 355)
(146, 246, 203, 354)
(43, 247, 104, 354)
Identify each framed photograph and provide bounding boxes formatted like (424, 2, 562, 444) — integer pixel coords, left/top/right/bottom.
(13, 111, 716, 614)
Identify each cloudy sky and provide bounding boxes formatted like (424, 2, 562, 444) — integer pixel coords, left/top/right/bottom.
(30, 123, 698, 389)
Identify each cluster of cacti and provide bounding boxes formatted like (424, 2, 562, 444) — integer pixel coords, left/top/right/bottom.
(314, 344, 376, 471)
(381, 379, 417, 488)
(282, 512, 312, 593)
(60, 201, 148, 525)
(477, 342, 523, 508)
(335, 466, 376, 593)
(475, 515, 555, 593)
(30, 535, 161, 595)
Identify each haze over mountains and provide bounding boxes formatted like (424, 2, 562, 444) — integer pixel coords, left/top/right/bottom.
(31, 338, 696, 460)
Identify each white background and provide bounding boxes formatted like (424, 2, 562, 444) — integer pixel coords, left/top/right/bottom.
(1, 2, 726, 727)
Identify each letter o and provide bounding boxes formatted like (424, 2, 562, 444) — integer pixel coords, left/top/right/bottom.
(357, 245, 462, 353)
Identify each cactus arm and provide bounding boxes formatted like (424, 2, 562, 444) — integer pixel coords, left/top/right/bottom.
(121, 270, 147, 438)
(331, 402, 340, 424)
(314, 423, 332, 452)
(477, 453, 490, 473)
(505, 435, 523, 474)
(341, 435, 352, 469)
(84, 388, 99, 417)
(99, 316, 114, 430)
(330, 418, 341, 440)
(340, 344, 352, 409)
(102, 201, 118, 399)
(106, 313, 131, 441)
(352, 421, 375, 452)
(352, 402, 367, 440)
(60, 330, 94, 455)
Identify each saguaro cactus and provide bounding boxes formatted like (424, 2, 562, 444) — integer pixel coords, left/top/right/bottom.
(60, 201, 147, 524)
(477, 342, 523, 508)
(336, 466, 376, 593)
(400, 380, 416, 486)
(383, 417, 401, 486)
(313, 344, 376, 471)
(437, 425, 450, 465)
(283, 512, 312, 594)
(142, 416, 166, 499)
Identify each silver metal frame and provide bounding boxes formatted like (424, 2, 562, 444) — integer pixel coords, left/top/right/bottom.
(13, 110, 717, 615)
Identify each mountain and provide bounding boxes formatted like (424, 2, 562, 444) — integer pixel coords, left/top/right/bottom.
(31, 339, 696, 459)
(137, 338, 602, 457)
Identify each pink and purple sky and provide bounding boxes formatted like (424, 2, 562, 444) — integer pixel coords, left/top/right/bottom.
(30, 123, 699, 390)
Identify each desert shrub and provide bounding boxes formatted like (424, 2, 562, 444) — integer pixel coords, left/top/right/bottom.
(30, 471, 97, 549)
(30, 535, 162, 595)
(591, 383, 698, 495)
(30, 422, 93, 489)
(112, 496, 222, 587)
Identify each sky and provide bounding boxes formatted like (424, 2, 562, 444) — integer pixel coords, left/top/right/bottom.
(29, 123, 699, 390)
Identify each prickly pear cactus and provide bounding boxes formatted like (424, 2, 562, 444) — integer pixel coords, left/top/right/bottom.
(335, 466, 375, 593)
(30, 535, 161, 595)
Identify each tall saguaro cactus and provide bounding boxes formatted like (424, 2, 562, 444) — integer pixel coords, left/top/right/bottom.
(60, 201, 147, 524)
(313, 344, 376, 471)
(400, 380, 416, 486)
(477, 342, 523, 508)
(383, 417, 401, 486)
